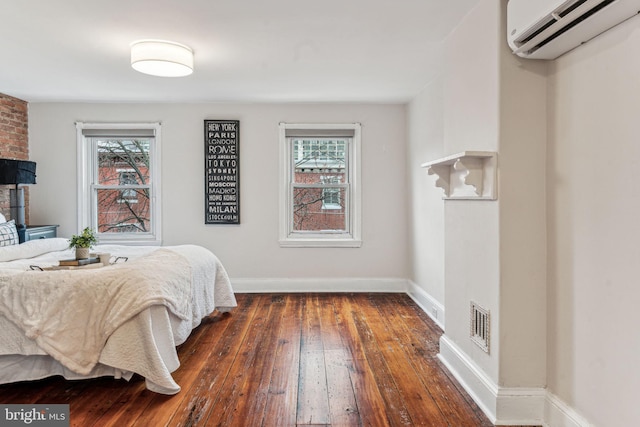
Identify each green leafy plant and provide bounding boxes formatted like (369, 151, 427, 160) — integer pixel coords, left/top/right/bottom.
(69, 227, 98, 249)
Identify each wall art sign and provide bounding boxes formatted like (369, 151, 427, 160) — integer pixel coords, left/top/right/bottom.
(204, 120, 240, 224)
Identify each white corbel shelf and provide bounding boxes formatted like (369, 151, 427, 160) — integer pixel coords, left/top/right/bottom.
(421, 151, 497, 200)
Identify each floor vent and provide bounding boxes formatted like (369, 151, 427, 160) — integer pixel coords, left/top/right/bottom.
(470, 302, 490, 354)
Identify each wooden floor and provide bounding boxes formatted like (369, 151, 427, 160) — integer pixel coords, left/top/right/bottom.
(0, 293, 508, 426)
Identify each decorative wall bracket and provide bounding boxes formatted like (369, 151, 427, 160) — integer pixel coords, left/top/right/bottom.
(421, 151, 497, 200)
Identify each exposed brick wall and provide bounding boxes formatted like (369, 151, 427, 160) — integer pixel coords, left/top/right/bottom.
(0, 93, 30, 224)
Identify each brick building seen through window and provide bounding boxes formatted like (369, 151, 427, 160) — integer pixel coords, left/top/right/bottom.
(292, 138, 346, 232)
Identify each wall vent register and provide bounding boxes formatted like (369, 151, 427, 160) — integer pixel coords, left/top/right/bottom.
(470, 301, 490, 354)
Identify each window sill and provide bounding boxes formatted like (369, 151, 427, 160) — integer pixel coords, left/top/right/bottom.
(279, 237, 362, 248)
(97, 236, 161, 246)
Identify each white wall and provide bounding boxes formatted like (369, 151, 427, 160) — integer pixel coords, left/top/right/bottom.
(409, 2, 549, 423)
(547, 16, 640, 426)
(28, 103, 409, 283)
(442, 0, 501, 383)
(406, 0, 503, 395)
(406, 76, 445, 313)
(497, 4, 548, 388)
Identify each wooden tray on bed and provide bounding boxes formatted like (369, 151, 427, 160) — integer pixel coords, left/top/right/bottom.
(30, 263, 106, 271)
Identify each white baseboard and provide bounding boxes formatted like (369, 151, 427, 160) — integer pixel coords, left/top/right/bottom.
(438, 335, 596, 426)
(496, 387, 547, 426)
(230, 277, 408, 293)
(544, 392, 594, 427)
(406, 280, 445, 329)
(438, 335, 501, 423)
(438, 334, 546, 426)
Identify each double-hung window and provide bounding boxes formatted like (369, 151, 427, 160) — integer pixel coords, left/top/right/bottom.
(279, 123, 361, 247)
(76, 122, 161, 245)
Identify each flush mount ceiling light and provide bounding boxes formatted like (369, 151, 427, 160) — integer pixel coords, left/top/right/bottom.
(130, 40, 194, 77)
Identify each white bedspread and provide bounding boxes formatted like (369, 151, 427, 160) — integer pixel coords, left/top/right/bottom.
(0, 249, 191, 375)
(0, 241, 237, 394)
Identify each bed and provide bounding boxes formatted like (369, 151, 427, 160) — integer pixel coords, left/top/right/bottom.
(0, 224, 236, 395)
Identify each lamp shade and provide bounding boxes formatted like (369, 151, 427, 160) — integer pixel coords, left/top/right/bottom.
(0, 159, 36, 185)
(131, 40, 194, 77)
(0, 159, 36, 229)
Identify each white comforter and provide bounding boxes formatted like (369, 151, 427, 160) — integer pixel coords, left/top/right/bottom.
(0, 239, 236, 394)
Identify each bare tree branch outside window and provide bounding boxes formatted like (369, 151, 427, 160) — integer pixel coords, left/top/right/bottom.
(96, 139, 151, 233)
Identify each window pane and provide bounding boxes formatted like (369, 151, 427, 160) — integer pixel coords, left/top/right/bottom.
(97, 139, 150, 185)
(293, 138, 346, 184)
(96, 188, 150, 233)
(119, 171, 138, 202)
(293, 187, 346, 232)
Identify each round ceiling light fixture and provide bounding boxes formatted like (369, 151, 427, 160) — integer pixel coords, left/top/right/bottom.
(130, 40, 194, 77)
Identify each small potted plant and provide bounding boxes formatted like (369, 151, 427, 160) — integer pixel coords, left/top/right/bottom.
(69, 227, 98, 259)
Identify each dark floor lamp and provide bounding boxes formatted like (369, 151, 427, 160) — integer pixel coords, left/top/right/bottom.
(0, 159, 37, 228)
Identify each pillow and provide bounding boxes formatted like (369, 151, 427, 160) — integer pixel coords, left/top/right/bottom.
(0, 220, 19, 247)
(0, 237, 70, 262)
(0, 213, 6, 223)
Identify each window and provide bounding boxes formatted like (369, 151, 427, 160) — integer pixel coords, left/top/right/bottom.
(118, 170, 139, 203)
(279, 123, 361, 247)
(76, 123, 161, 245)
(321, 176, 342, 210)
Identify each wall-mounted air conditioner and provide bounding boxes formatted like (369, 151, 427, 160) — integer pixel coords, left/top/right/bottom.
(507, 0, 640, 59)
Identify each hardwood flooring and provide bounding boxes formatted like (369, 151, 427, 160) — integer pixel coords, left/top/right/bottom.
(0, 293, 515, 426)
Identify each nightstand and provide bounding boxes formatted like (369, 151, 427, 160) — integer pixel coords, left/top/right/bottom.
(18, 225, 59, 243)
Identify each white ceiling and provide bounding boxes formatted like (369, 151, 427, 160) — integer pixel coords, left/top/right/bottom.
(1, 0, 479, 103)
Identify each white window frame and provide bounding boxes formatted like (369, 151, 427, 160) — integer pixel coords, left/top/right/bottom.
(76, 122, 162, 245)
(279, 123, 362, 248)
